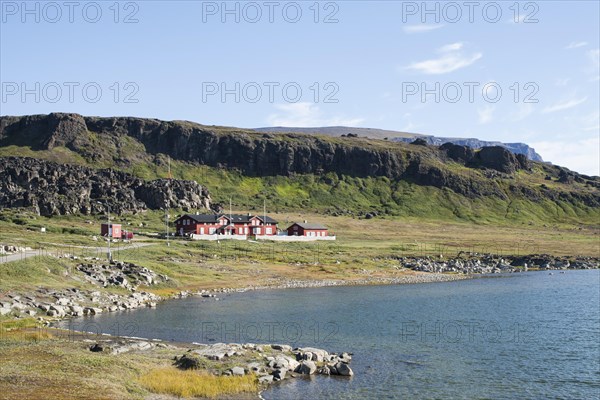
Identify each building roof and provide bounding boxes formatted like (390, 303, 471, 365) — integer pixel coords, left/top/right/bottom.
(255, 215, 278, 224)
(177, 213, 278, 224)
(288, 222, 328, 230)
(226, 214, 253, 223)
(179, 214, 220, 223)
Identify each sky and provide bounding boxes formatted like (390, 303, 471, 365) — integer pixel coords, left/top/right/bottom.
(1, 0, 599, 175)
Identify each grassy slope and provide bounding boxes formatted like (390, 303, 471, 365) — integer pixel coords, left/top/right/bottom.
(1, 144, 598, 227)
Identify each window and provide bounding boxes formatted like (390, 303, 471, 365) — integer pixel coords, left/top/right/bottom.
(266, 228, 272, 234)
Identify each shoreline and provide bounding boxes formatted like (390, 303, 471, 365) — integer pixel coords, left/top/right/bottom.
(3, 253, 599, 325)
(2, 268, 599, 399)
(3, 325, 355, 399)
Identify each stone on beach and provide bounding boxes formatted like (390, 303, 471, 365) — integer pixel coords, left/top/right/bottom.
(295, 360, 317, 375)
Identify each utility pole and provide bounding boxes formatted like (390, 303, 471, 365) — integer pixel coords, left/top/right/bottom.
(166, 156, 172, 247)
(165, 207, 170, 247)
(98, 201, 111, 262)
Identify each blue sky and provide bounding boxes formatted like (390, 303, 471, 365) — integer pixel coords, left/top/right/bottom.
(1, 1, 599, 175)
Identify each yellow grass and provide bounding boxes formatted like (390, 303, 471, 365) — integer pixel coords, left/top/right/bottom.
(0, 328, 54, 342)
(139, 368, 258, 399)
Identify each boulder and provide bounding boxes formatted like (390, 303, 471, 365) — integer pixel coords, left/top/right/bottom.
(272, 369, 286, 381)
(271, 344, 292, 352)
(295, 360, 317, 375)
(334, 362, 354, 376)
(272, 355, 300, 371)
(174, 354, 202, 370)
(83, 307, 102, 315)
(89, 343, 104, 352)
(298, 347, 328, 362)
(231, 367, 245, 376)
(258, 375, 274, 385)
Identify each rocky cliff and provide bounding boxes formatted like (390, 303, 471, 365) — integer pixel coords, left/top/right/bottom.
(253, 126, 544, 161)
(0, 113, 540, 180)
(0, 113, 598, 212)
(0, 156, 212, 216)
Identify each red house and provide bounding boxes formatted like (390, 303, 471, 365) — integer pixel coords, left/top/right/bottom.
(121, 230, 134, 240)
(174, 213, 278, 236)
(286, 222, 329, 237)
(101, 223, 122, 239)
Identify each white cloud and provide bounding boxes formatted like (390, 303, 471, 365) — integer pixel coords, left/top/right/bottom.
(405, 53, 482, 75)
(404, 43, 481, 75)
(555, 77, 570, 87)
(266, 103, 364, 127)
(542, 97, 587, 114)
(565, 41, 588, 49)
(531, 137, 600, 176)
(438, 42, 464, 52)
(403, 24, 444, 34)
(477, 105, 495, 124)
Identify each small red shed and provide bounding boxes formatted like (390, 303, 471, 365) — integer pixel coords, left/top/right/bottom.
(286, 222, 329, 237)
(101, 223, 122, 239)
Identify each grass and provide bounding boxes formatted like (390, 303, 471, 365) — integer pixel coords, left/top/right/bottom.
(0, 206, 598, 295)
(2, 143, 598, 227)
(0, 324, 261, 399)
(139, 368, 258, 399)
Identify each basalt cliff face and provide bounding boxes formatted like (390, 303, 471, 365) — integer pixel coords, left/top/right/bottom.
(0, 156, 212, 216)
(253, 126, 544, 161)
(1, 113, 533, 179)
(0, 113, 598, 213)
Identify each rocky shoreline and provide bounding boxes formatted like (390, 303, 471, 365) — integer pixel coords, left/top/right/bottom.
(70, 334, 354, 391)
(400, 254, 599, 274)
(1, 254, 598, 321)
(2, 253, 598, 399)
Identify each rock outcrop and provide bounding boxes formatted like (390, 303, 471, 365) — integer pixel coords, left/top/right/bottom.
(77, 261, 169, 291)
(1, 113, 598, 208)
(401, 254, 599, 274)
(253, 126, 545, 161)
(0, 156, 212, 216)
(172, 343, 354, 384)
(441, 143, 530, 173)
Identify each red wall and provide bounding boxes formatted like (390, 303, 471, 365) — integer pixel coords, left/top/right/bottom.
(101, 224, 122, 238)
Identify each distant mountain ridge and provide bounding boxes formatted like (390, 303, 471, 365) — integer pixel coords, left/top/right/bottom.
(253, 126, 544, 162)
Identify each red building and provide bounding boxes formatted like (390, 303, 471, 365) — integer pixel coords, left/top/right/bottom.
(286, 222, 329, 237)
(175, 213, 278, 236)
(101, 223, 122, 239)
(121, 230, 134, 240)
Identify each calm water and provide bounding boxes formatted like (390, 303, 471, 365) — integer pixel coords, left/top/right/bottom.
(60, 270, 600, 399)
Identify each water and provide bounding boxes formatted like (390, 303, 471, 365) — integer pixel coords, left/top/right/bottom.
(60, 270, 600, 399)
